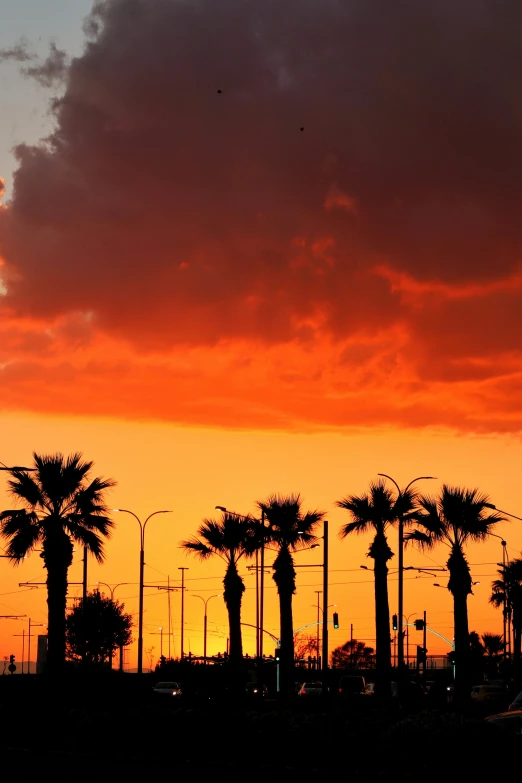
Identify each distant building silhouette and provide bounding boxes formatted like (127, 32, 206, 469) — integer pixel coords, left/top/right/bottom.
(37, 634, 48, 673)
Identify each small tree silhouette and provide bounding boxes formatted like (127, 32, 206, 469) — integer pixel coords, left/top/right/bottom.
(66, 591, 132, 668)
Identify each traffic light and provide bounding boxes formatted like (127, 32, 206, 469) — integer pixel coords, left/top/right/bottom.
(448, 650, 456, 665)
(392, 614, 398, 631)
(416, 646, 427, 664)
(9, 654, 15, 664)
(333, 612, 339, 629)
(274, 647, 281, 662)
(414, 619, 425, 631)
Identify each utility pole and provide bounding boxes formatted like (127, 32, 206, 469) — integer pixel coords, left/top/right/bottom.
(315, 590, 322, 666)
(178, 567, 188, 660)
(167, 575, 171, 660)
(322, 520, 329, 692)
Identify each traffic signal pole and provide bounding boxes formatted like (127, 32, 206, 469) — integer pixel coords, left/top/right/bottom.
(422, 610, 427, 682)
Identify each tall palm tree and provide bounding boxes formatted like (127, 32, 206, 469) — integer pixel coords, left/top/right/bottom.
(257, 494, 324, 698)
(0, 452, 115, 674)
(181, 512, 255, 668)
(491, 559, 522, 674)
(407, 485, 504, 699)
(337, 480, 413, 691)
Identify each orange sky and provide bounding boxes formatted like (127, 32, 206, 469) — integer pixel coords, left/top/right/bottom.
(1, 1, 522, 670)
(1, 412, 521, 669)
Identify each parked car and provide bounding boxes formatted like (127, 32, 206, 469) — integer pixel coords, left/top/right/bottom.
(508, 689, 522, 711)
(152, 681, 182, 697)
(363, 681, 399, 698)
(338, 675, 366, 696)
(298, 681, 324, 696)
(470, 684, 505, 705)
(245, 682, 267, 698)
(485, 709, 522, 734)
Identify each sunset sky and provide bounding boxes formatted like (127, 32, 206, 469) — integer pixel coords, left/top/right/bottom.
(1, 0, 522, 669)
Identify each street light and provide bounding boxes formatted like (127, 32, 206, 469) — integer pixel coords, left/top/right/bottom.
(378, 474, 436, 671)
(192, 594, 220, 664)
(488, 531, 511, 659)
(113, 508, 172, 674)
(0, 463, 35, 471)
(95, 582, 132, 671)
(485, 503, 522, 522)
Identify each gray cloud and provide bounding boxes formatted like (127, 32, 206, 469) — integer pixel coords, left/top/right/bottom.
(0, 38, 35, 63)
(22, 42, 69, 87)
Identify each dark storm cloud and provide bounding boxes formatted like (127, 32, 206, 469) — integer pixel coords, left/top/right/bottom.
(0, 0, 521, 416)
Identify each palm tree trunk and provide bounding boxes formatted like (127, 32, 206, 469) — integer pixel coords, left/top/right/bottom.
(44, 533, 73, 675)
(370, 529, 392, 696)
(448, 547, 472, 704)
(373, 553, 392, 693)
(223, 562, 245, 666)
(46, 560, 69, 675)
(273, 547, 296, 698)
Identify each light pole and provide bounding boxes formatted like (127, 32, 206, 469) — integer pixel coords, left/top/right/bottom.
(295, 522, 328, 690)
(178, 567, 189, 660)
(487, 531, 511, 659)
(311, 602, 336, 669)
(485, 504, 520, 663)
(322, 520, 329, 691)
(378, 474, 436, 672)
(193, 594, 220, 663)
(96, 582, 132, 670)
(113, 508, 172, 674)
(0, 463, 35, 471)
(314, 591, 322, 664)
(403, 612, 418, 670)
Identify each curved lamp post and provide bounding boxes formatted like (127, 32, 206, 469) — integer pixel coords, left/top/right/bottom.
(113, 508, 172, 674)
(192, 594, 220, 664)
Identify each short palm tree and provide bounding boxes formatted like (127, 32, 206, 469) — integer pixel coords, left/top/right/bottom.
(490, 559, 522, 673)
(181, 512, 255, 667)
(337, 480, 412, 690)
(0, 452, 115, 674)
(257, 494, 324, 697)
(407, 485, 503, 699)
(481, 633, 503, 658)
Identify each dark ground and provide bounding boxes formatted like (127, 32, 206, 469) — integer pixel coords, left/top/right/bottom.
(1, 673, 519, 782)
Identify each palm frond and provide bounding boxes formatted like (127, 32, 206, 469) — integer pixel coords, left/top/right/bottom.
(257, 494, 324, 552)
(68, 527, 107, 563)
(7, 471, 44, 508)
(0, 510, 41, 561)
(180, 537, 215, 560)
(404, 530, 435, 550)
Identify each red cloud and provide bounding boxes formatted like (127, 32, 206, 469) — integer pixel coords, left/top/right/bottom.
(1, 0, 522, 433)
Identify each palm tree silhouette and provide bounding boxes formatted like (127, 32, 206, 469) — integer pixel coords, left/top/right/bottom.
(257, 494, 324, 697)
(337, 479, 408, 691)
(0, 452, 115, 674)
(407, 485, 503, 699)
(181, 512, 255, 667)
(491, 558, 522, 674)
